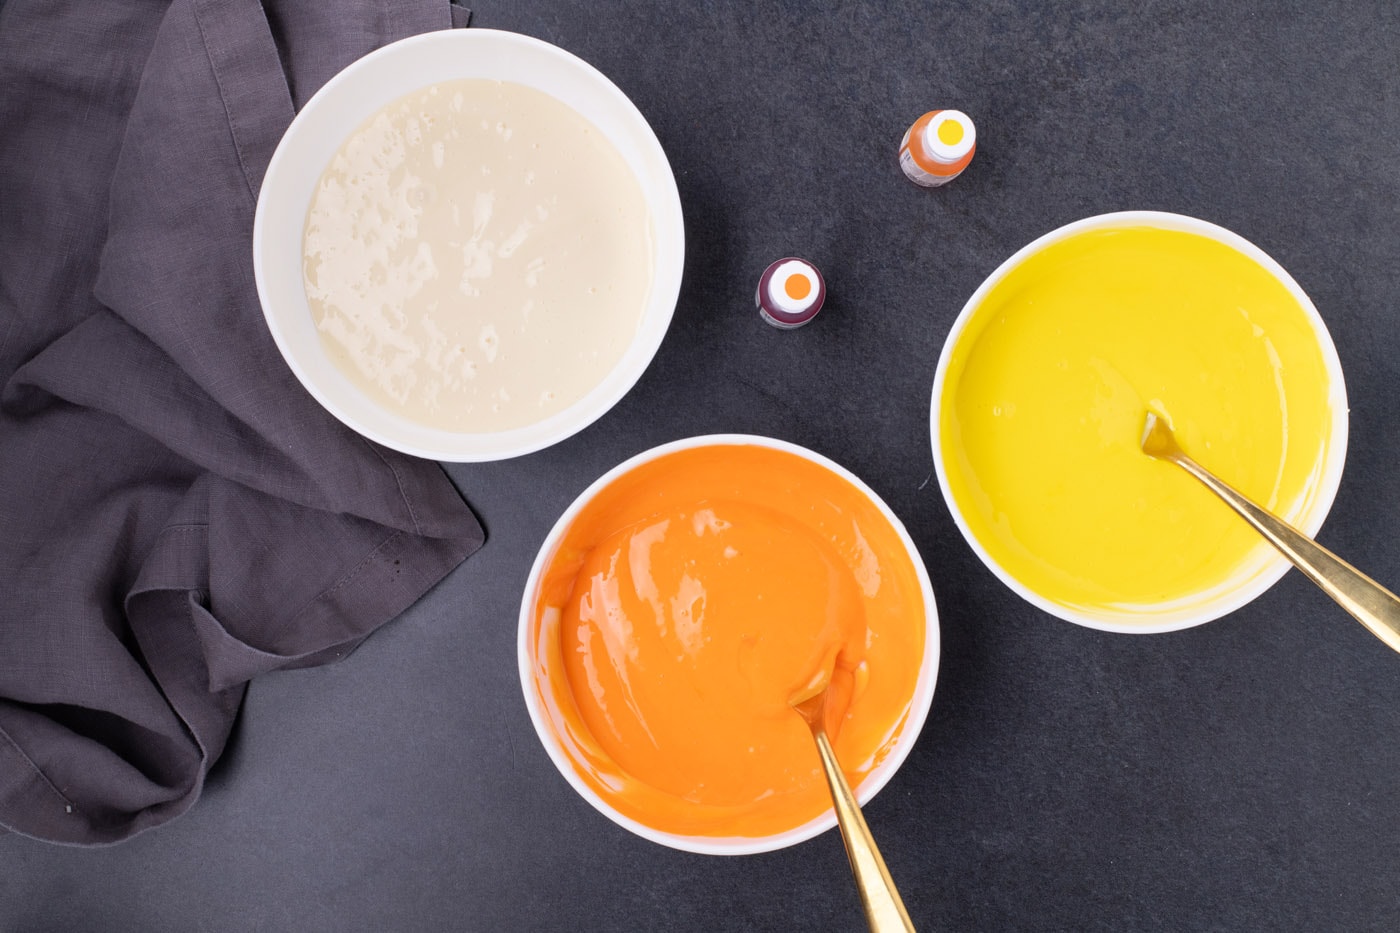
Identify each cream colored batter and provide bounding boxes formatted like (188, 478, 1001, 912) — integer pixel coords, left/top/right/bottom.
(303, 79, 654, 432)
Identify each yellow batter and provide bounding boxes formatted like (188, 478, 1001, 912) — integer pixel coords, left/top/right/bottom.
(939, 225, 1336, 613)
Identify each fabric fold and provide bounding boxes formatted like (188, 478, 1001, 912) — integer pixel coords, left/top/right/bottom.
(0, 0, 480, 845)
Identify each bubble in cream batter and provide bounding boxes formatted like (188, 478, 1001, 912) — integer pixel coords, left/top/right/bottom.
(479, 324, 499, 362)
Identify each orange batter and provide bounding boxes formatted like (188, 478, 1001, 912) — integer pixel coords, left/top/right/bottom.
(528, 443, 928, 838)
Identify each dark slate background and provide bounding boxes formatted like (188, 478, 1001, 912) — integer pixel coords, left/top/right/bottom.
(4, 1, 1400, 930)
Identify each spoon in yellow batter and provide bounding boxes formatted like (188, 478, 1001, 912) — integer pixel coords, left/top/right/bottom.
(790, 655, 915, 933)
(1141, 412, 1400, 653)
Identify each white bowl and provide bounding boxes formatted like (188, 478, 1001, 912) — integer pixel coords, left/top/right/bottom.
(253, 29, 684, 461)
(517, 434, 941, 855)
(930, 211, 1349, 634)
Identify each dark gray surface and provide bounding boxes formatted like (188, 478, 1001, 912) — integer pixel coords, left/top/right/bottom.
(4, 0, 1400, 930)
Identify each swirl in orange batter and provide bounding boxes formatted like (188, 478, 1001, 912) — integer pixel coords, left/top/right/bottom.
(528, 443, 929, 839)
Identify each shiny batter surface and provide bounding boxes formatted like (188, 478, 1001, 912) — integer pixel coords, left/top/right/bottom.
(529, 444, 928, 838)
(940, 226, 1335, 613)
(302, 79, 653, 432)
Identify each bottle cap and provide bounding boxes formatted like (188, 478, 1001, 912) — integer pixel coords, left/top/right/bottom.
(921, 110, 976, 164)
(757, 258, 826, 328)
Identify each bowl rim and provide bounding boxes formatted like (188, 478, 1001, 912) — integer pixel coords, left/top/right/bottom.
(252, 28, 685, 462)
(516, 433, 942, 855)
(929, 210, 1350, 634)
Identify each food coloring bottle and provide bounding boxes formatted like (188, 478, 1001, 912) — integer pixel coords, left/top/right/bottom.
(899, 109, 976, 187)
(756, 258, 825, 329)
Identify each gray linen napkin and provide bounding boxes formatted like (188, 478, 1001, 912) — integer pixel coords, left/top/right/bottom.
(0, 0, 481, 845)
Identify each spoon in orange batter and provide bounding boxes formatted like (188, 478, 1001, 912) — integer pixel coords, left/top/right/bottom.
(790, 652, 915, 933)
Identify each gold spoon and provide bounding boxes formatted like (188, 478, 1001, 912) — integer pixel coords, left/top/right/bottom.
(1140, 412, 1400, 653)
(790, 663, 915, 933)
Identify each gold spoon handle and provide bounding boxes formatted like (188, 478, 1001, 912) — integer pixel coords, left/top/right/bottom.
(811, 729, 916, 933)
(1170, 450, 1400, 653)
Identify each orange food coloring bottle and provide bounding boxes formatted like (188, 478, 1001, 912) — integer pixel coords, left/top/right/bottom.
(898, 109, 976, 187)
(756, 257, 826, 329)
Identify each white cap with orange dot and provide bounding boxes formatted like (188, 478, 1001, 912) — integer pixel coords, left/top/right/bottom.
(899, 109, 976, 188)
(756, 258, 826, 329)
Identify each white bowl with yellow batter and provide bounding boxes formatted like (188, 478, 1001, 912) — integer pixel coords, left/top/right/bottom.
(932, 211, 1348, 633)
(254, 30, 684, 461)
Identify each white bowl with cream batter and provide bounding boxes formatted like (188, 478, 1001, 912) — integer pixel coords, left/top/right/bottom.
(254, 29, 684, 461)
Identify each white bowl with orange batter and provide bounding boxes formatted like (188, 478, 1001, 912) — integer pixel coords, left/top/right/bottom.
(518, 435, 940, 854)
(932, 211, 1349, 632)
